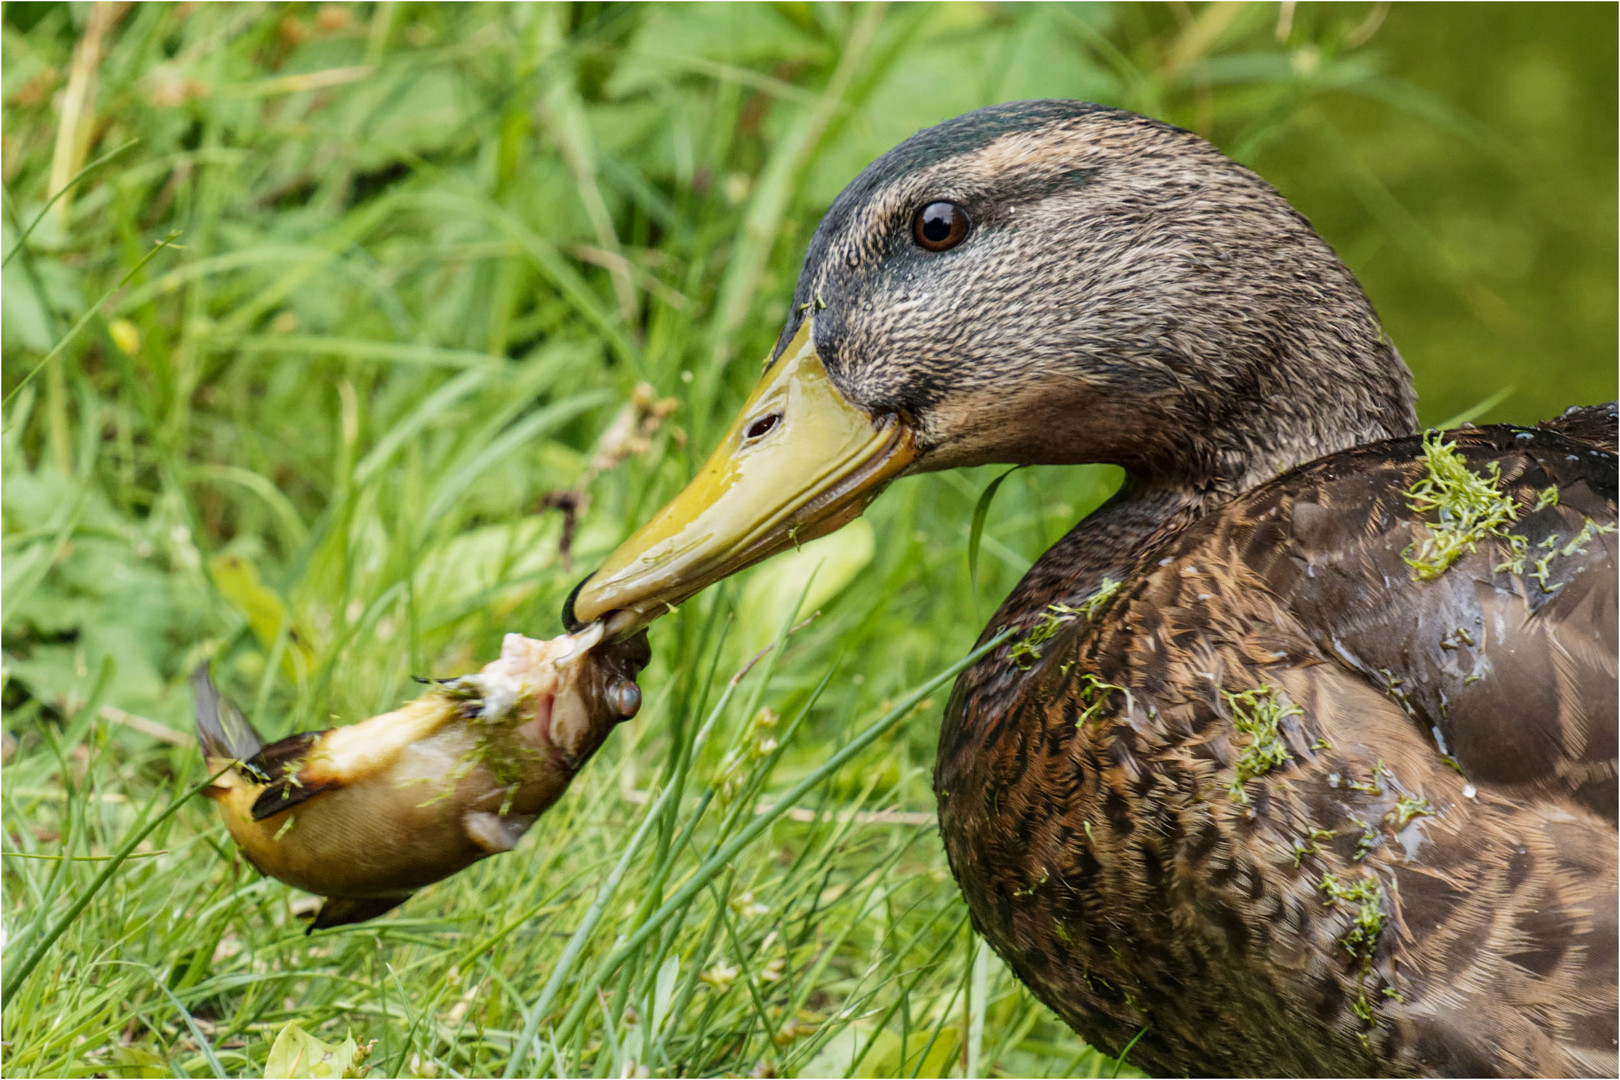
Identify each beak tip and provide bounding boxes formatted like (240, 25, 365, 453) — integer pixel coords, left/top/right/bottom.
(561, 573, 594, 633)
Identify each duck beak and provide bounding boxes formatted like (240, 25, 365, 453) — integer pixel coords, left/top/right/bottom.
(566, 320, 917, 639)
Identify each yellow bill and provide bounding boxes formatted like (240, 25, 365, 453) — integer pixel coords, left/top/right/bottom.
(568, 321, 916, 638)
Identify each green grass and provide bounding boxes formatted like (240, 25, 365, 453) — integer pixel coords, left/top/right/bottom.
(1, 4, 1613, 1077)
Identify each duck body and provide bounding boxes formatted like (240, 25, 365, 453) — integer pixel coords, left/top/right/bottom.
(565, 102, 1618, 1075)
(938, 417, 1617, 1076)
(197, 627, 647, 929)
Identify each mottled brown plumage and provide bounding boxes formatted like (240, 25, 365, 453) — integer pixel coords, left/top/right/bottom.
(937, 422, 1616, 1076)
(568, 102, 1618, 1076)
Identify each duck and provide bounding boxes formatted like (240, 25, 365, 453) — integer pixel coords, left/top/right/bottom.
(563, 101, 1617, 1076)
(195, 625, 647, 930)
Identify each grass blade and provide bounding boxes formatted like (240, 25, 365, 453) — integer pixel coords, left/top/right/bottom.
(3, 231, 180, 408)
(967, 466, 1024, 598)
(2, 138, 140, 268)
(2, 768, 222, 1004)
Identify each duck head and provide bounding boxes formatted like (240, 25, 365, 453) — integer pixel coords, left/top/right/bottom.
(566, 100, 1416, 638)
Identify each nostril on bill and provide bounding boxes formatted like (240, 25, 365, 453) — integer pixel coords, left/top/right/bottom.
(746, 413, 782, 440)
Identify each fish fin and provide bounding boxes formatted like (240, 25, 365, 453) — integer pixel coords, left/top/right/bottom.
(191, 664, 265, 762)
(306, 894, 411, 932)
(464, 810, 538, 855)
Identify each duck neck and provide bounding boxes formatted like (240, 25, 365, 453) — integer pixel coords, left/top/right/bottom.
(1120, 328, 1419, 502)
(989, 477, 1211, 641)
(946, 321, 1418, 732)
(1050, 305, 1422, 596)
(939, 477, 1203, 753)
(983, 389, 1411, 641)
(946, 408, 1408, 739)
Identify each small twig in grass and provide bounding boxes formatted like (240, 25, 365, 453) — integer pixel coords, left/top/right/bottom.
(763, 801, 938, 829)
(539, 382, 681, 569)
(539, 490, 582, 571)
(99, 704, 190, 747)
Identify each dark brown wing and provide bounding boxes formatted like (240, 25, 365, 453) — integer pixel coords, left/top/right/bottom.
(1239, 425, 1617, 822)
(1104, 423, 1619, 1075)
(245, 731, 338, 820)
(1157, 424, 1617, 1073)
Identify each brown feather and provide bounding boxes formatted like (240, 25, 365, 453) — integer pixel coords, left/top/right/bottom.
(1536, 403, 1618, 453)
(245, 732, 336, 820)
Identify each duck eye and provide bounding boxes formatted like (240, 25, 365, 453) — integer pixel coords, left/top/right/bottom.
(913, 201, 970, 252)
(745, 413, 781, 440)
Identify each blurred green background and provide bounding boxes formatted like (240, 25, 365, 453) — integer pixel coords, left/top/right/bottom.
(2, 4, 1615, 1077)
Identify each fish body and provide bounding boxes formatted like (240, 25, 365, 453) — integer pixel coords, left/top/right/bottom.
(195, 626, 646, 929)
